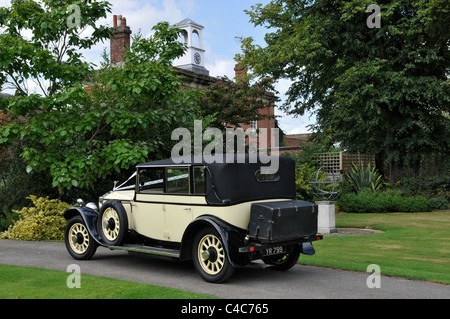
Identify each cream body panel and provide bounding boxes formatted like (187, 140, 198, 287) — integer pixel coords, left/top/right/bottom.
(132, 193, 166, 240)
(103, 190, 135, 201)
(163, 195, 193, 242)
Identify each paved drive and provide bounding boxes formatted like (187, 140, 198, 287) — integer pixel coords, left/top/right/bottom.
(1, 239, 449, 299)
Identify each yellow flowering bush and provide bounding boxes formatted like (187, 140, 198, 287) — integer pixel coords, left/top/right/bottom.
(0, 196, 70, 241)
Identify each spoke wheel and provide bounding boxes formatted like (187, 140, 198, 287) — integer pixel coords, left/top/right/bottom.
(101, 208, 120, 242)
(192, 227, 234, 283)
(98, 201, 128, 246)
(65, 216, 97, 260)
(69, 222, 90, 254)
(198, 233, 225, 275)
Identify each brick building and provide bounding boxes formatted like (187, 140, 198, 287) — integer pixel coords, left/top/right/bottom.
(110, 15, 277, 147)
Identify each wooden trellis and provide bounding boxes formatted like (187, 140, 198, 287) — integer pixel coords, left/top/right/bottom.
(315, 152, 376, 177)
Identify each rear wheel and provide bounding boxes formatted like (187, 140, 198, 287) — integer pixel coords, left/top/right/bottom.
(263, 245, 301, 271)
(65, 216, 98, 260)
(192, 227, 234, 283)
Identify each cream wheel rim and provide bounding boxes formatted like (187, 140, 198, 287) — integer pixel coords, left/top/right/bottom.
(198, 234, 225, 275)
(69, 223, 90, 255)
(102, 208, 120, 242)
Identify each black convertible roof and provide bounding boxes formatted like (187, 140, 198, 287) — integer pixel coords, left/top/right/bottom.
(137, 154, 282, 167)
(137, 154, 296, 205)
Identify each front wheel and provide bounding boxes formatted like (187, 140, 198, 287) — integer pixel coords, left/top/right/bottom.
(192, 227, 235, 283)
(65, 216, 98, 260)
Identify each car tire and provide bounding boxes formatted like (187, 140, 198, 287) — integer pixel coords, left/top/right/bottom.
(262, 244, 301, 271)
(192, 227, 235, 283)
(98, 200, 128, 246)
(65, 215, 98, 260)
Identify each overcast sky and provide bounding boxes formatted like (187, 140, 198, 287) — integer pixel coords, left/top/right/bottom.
(0, 0, 316, 134)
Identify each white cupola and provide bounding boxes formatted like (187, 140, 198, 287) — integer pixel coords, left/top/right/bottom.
(174, 19, 209, 76)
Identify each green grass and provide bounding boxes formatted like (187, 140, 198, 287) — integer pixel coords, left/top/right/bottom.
(0, 264, 217, 299)
(299, 210, 450, 284)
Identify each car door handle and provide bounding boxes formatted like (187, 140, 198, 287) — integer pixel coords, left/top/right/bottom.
(183, 208, 191, 211)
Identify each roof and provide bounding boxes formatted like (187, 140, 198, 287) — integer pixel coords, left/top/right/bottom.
(174, 18, 204, 29)
(0, 93, 11, 99)
(137, 154, 290, 167)
(137, 154, 296, 206)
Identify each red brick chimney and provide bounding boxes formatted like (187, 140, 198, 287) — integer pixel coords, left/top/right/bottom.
(234, 63, 245, 84)
(110, 15, 132, 66)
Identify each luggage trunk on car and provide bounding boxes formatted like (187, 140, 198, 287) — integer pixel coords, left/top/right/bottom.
(248, 200, 318, 243)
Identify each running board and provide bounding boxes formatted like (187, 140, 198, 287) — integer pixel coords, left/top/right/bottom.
(109, 244, 180, 258)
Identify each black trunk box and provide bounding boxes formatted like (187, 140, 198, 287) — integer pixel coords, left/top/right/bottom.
(248, 200, 318, 243)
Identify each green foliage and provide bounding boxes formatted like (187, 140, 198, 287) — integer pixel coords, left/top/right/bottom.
(338, 189, 431, 213)
(0, 207, 18, 233)
(0, 196, 70, 241)
(398, 174, 450, 200)
(0, 18, 202, 193)
(239, 0, 450, 176)
(284, 148, 337, 201)
(346, 163, 383, 194)
(0, 0, 111, 97)
(0, 154, 58, 231)
(294, 162, 325, 201)
(428, 197, 449, 210)
(197, 75, 276, 129)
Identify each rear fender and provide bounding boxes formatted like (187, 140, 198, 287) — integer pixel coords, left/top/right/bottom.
(64, 207, 104, 246)
(180, 215, 245, 267)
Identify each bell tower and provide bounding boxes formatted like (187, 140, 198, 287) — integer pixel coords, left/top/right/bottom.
(174, 19, 209, 76)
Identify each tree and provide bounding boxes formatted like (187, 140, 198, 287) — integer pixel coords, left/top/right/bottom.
(196, 75, 276, 130)
(239, 0, 450, 180)
(0, 1, 202, 195)
(0, 0, 111, 97)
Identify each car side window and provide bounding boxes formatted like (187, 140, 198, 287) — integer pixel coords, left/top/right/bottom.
(193, 167, 206, 194)
(166, 167, 190, 194)
(255, 170, 280, 183)
(138, 168, 165, 193)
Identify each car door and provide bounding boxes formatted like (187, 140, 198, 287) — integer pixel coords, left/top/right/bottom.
(163, 167, 193, 242)
(132, 167, 166, 241)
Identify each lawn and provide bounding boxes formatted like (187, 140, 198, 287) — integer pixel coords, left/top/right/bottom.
(0, 264, 217, 299)
(299, 210, 450, 285)
(1, 211, 448, 299)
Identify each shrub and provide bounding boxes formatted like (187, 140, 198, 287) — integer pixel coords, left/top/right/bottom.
(429, 197, 449, 210)
(398, 174, 450, 200)
(338, 189, 431, 213)
(346, 163, 383, 194)
(0, 196, 70, 241)
(294, 162, 333, 201)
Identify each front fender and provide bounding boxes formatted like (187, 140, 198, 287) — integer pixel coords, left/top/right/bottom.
(180, 215, 246, 267)
(64, 207, 104, 246)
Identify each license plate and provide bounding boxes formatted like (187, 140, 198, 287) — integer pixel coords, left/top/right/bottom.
(264, 246, 285, 256)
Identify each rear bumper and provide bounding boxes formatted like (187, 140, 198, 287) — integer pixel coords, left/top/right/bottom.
(238, 234, 323, 255)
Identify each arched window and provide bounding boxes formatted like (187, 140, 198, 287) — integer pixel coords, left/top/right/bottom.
(180, 29, 188, 46)
(192, 30, 200, 48)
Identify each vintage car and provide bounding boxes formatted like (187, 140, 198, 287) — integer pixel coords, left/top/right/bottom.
(64, 154, 322, 283)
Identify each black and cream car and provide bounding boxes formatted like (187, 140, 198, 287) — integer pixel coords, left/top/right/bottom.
(64, 155, 322, 283)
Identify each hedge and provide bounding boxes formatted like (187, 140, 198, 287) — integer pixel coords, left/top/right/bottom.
(338, 189, 431, 213)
